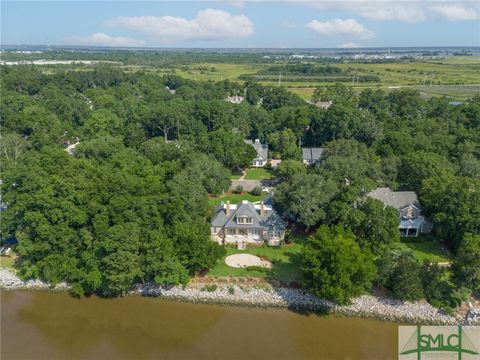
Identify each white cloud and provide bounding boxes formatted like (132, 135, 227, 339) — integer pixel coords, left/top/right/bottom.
(337, 42, 362, 48)
(428, 4, 480, 21)
(296, 1, 479, 23)
(281, 20, 296, 28)
(306, 18, 375, 40)
(356, 4, 427, 22)
(67, 33, 145, 47)
(104, 9, 254, 43)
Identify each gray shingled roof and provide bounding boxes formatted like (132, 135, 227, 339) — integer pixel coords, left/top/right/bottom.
(244, 140, 268, 161)
(211, 200, 285, 231)
(302, 147, 324, 162)
(368, 187, 421, 210)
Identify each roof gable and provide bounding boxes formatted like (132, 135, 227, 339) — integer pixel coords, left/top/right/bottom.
(244, 139, 268, 160)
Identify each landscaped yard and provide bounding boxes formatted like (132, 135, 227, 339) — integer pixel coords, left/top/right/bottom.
(398, 236, 451, 263)
(244, 168, 274, 180)
(208, 192, 265, 208)
(208, 244, 303, 283)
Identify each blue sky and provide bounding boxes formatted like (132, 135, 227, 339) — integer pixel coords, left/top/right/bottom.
(2, 1, 479, 48)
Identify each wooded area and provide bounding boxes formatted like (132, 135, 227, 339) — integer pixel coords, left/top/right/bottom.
(1, 60, 479, 307)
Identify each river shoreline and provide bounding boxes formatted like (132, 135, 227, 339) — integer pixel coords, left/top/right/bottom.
(1, 268, 476, 325)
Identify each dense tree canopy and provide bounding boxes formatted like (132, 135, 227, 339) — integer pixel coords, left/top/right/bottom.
(1, 141, 226, 296)
(1, 63, 479, 304)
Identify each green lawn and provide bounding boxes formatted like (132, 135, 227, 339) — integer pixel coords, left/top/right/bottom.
(208, 192, 265, 208)
(244, 168, 274, 180)
(398, 237, 451, 263)
(0, 252, 18, 271)
(209, 244, 303, 282)
(230, 172, 243, 180)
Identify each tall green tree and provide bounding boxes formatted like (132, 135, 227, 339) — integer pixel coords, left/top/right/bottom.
(268, 129, 301, 160)
(398, 152, 455, 192)
(274, 173, 338, 228)
(451, 233, 480, 293)
(421, 176, 480, 251)
(302, 225, 377, 304)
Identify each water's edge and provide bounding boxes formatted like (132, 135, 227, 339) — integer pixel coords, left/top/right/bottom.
(0, 268, 475, 325)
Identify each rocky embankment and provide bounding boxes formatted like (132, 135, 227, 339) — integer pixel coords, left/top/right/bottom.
(465, 308, 480, 325)
(1, 268, 477, 325)
(135, 282, 460, 325)
(0, 268, 68, 291)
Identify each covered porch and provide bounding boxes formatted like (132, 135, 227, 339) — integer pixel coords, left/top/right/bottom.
(399, 217, 425, 237)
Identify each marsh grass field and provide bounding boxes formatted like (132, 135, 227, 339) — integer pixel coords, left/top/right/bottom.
(152, 57, 480, 100)
(34, 56, 480, 100)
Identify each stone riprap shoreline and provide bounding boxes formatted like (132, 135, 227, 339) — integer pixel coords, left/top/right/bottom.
(134, 283, 461, 325)
(3, 269, 473, 325)
(0, 268, 69, 291)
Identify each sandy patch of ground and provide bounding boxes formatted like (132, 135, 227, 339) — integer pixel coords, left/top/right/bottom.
(225, 254, 272, 269)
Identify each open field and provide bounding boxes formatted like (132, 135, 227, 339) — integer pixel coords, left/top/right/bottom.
(208, 244, 303, 282)
(31, 56, 480, 100)
(398, 236, 451, 263)
(154, 58, 480, 100)
(416, 84, 480, 100)
(155, 58, 480, 86)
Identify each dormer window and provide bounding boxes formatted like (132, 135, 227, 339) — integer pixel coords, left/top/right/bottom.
(237, 216, 253, 224)
(401, 206, 417, 220)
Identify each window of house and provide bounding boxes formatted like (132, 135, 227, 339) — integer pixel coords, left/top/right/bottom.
(227, 229, 236, 235)
(238, 229, 247, 236)
(237, 217, 252, 224)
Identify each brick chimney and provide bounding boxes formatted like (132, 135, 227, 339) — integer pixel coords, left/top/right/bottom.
(260, 201, 265, 217)
(226, 201, 231, 216)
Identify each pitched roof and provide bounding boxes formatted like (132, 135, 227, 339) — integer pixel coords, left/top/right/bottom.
(211, 200, 285, 231)
(367, 187, 421, 210)
(244, 139, 268, 160)
(302, 147, 324, 162)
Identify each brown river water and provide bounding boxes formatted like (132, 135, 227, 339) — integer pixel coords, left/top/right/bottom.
(1, 291, 399, 360)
